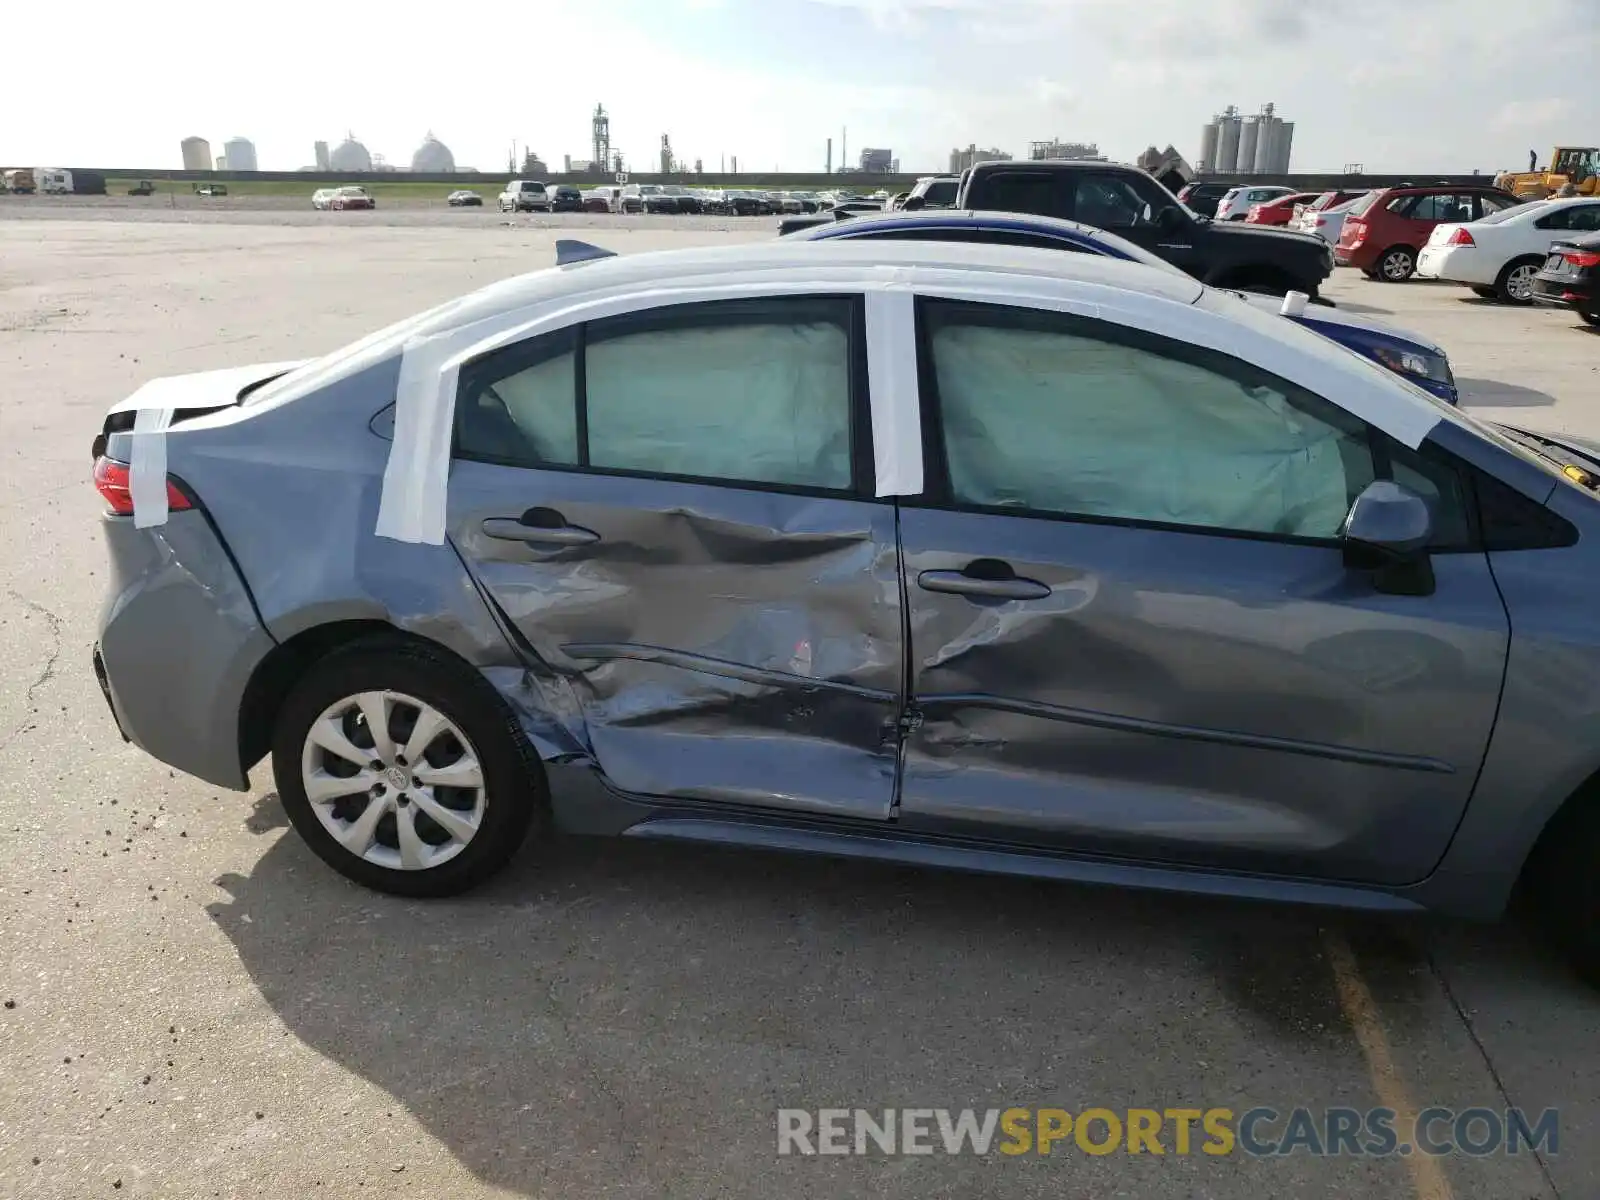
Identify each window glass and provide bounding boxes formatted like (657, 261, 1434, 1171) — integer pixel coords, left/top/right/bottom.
(1536, 206, 1573, 230)
(1478, 193, 1518, 215)
(456, 328, 579, 467)
(1568, 205, 1600, 232)
(1072, 176, 1155, 228)
(585, 298, 854, 488)
(1350, 191, 1383, 217)
(923, 300, 1374, 539)
(980, 172, 1063, 218)
(922, 180, 959, 205)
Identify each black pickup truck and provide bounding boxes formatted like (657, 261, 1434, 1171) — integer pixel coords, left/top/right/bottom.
(956, 160, 1333, 297)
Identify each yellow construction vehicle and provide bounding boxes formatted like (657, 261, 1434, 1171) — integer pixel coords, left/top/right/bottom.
(1495, 147, 1600, 199)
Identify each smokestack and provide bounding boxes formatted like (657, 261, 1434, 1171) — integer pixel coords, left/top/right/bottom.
(826, 138, 832, 174)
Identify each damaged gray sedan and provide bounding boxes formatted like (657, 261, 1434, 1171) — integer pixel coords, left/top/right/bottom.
(92, 239, 1600, 980)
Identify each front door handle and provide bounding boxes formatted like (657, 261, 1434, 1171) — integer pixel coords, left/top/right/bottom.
(917, 566, 1051, 602)
(481, 514, 600, 547)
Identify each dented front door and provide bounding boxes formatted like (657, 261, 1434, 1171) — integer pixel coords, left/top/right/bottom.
(450, 467, 903, 818)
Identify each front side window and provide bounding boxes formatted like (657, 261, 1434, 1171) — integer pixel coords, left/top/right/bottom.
(920, 299, 1376, 539)
(1071, 175, 1156, 228)
(456, 297, 858, 492)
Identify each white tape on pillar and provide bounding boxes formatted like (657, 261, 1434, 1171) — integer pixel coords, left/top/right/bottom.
(865, 287, 924, 498)
(129, 407, 175, 529)
(374, 332, 459, 546)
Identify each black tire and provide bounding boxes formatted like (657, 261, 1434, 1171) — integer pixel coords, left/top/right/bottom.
(271, 638, 544, 897)
(1376, 246, 1416, 282)
(1581, 309, 1600, 327)
(1362, 268, 1383, 281)
(1524, 798, 1600, 986)
(1494, 256, 1544, 305)
(1471, 285, 1497, 299)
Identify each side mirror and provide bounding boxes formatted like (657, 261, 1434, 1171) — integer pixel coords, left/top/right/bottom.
(1341, 481, 1435, 595)
(1155, 206, 1185, 232)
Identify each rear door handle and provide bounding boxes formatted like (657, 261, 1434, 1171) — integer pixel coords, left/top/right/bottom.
(481, 514, 600, 547)
(917, 567, 1051, 602)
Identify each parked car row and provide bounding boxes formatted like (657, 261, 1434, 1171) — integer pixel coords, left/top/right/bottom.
(484, 179, 886, 216)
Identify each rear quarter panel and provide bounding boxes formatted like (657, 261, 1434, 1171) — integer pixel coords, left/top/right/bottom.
(125, 356, 522, 687)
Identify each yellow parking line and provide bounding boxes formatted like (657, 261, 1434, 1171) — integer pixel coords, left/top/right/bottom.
(1323, 929, 1454, 1200)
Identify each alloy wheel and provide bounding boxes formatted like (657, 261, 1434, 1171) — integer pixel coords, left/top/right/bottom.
(299, 690, 486, 872)
(1382, 250, 1414, 281)
(1505, 263, 1538, 302)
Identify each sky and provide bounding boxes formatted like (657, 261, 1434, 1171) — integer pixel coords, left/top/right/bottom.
(8, 0, 1598, 175)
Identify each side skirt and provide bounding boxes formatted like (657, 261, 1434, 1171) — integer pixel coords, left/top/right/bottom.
(545, 762, 1425, 914)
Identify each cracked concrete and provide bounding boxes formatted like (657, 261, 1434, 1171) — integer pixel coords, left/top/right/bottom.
(1, 213, 1598, 1200)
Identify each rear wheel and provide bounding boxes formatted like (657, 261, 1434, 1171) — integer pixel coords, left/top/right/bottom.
(1580, 309, 1600, 327)
(1377, 246, 1416, 282)
(1494, 256, 1544, 304)
(272, 640, 544, 897)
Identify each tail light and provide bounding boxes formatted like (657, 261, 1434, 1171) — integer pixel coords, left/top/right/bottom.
(1345, 218, 1367, 246)
(1446, 227, 1476, 246)
(1565, 250, 1600, 268)
(93, 456, 192, 516)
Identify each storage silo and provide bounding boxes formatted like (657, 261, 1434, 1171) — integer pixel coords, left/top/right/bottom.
(1215, 108, 1242, 176)
(1252, 120, 1278, 174)
(223, 138, 257, 172)
(1237, 117, 1261, 175)
(1199, 121, 1220, 174)
(180, 137, 211, 172)
(1273, 122, 1295, 173)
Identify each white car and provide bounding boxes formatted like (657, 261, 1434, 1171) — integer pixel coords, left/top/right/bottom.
(1292, 193, 1371, 245)
(498, 180, 550, 213)
(1214, 185, 1294, 222)
(1416, 196, 1600, 303)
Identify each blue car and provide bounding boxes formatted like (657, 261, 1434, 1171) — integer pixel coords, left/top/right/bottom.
(789, 210, 1460, 405)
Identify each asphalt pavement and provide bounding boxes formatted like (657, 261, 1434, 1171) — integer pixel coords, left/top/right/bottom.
(1, 211, 1596, 1200)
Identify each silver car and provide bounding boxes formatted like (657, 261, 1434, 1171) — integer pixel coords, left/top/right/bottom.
(91, 239, 1600, 981)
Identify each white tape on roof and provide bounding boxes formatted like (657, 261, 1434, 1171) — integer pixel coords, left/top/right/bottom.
(129, 407, 174, 529)
(864, 288, 924, 497)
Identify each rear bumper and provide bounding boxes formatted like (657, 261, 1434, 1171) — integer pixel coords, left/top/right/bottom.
(1415, 245, 1490, 283)
(1531, 275, 1595, 307)
(1334, 242, 1377, 269)
(96, 511, 275, 790)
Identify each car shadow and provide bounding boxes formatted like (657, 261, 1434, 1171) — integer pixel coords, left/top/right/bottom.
(1328, 300, 1393, 316)
(208, 791, 1581, 1197)
(1454, 377, 1559, 408)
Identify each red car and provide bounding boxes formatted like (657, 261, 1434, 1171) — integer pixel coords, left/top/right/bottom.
(1243, 192, 1321, 226)
(1335, 184, 1518, 281)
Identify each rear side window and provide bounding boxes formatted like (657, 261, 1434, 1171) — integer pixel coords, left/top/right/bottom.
(456, 296, 860, 492)
(976, 171, 1065, 218)
(1540, 204, 1600, 232)
(1349, 192, 1384, 217)
(922, 180, 958, 205)
(586, 300, 852, 488)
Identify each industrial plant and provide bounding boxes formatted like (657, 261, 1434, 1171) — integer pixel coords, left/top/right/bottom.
(1198, 104, 1295, 174)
